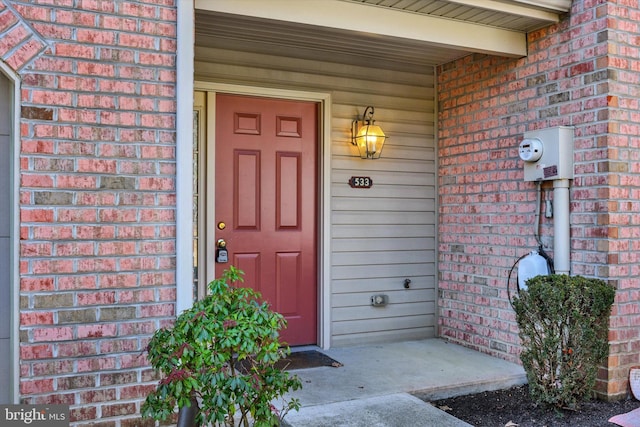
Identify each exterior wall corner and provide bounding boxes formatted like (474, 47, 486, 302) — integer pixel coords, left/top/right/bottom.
(437, 0, 640, 398)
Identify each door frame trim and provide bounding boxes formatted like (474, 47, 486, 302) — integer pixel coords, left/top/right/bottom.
(194, 81, 332, 349)
(0, 61, 21, 404)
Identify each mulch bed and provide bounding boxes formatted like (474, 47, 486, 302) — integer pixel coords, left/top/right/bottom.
(427, 385, 640, 427)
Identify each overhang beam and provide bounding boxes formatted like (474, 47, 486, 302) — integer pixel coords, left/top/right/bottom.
(447, 0, 564, 22)
(509, 0, 572, 13)
(196, 0, 528, 58)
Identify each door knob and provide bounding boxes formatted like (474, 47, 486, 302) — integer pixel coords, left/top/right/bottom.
(217, 239, 226, 248)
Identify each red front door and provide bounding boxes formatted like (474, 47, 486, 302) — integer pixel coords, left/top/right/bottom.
(215, 93, 318, 346)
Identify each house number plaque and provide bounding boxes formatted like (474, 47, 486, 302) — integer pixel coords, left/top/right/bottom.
(349, 176, 373, 189)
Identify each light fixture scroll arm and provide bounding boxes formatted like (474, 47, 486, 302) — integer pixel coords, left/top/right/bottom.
(362, 106, 375, 125)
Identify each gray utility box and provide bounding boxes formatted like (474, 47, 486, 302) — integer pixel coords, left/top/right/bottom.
(521, 126, 574, 182)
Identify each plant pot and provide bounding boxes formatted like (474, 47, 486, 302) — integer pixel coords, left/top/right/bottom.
(631, 366, 640, 401)
(177, 397, 199, 427)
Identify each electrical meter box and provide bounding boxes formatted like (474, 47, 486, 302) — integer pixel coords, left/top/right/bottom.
(520, 126, 574, 182)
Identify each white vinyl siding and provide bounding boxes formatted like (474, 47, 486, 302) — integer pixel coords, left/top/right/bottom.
(195, 46, 436, 346)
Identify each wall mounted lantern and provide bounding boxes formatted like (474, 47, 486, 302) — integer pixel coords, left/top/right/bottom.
(351, 106, 387, 159)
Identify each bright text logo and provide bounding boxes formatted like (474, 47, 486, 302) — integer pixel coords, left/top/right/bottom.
(1, 405, 69, 427)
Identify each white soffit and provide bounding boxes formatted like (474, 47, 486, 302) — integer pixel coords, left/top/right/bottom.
(195, 0, 570, 68)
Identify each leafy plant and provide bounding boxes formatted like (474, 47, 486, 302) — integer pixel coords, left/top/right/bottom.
(513, 274, 615, 409)
(142, 266, 302, 426)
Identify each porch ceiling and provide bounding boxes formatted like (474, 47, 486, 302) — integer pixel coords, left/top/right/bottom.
(194, 0, 570, 73)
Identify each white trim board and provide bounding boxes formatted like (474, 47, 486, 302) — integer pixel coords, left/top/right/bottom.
(176, 0, 195, 314)
(0, 60, 21, 405)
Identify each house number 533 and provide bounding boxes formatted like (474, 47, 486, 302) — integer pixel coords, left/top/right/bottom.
(349, 176, 373, 189)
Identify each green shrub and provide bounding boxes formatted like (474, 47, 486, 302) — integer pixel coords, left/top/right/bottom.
(513, 274, 615, 409)
(142, 266, 301, 426)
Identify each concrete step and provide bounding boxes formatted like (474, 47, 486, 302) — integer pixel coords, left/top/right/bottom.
(279, 339, 526, 427)
(282, 393, 472, 427)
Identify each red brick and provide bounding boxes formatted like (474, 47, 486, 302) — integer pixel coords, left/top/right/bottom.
(76, 258, 117, 273)
(98, 208, 138, 222)
(21, 139, 55, 154)
(20, 378, 54, 395)
(119, 353, 149, 369)
(75, 225, 116, 240)
(121, 2, 157, 18)
(57, 141, 96, 156)
(20, 276, 55, 291)
(77, 324, 118, 339)
(76, 28, 116, 44)
(96, 242, 137, 256)
(98, 80, 136, 94)
(138, 52, 174, 66)
(21, 241, 53, 257)
(76, 192, 117, 206)
(77, 290, 116, 305)
(56, 176, 98, 189)
(20, 208, 54, 222)
(56, 208, 98, 222)
(76, 0, 115, 13)
(55, 43, 96, 59)
(99, 338, 139, 353)
(119, 384, 156, 400)
(116, 225, 155, 239)
(32, 326, 73, 342)
(56, 341, 98, 358)
(77, 94, 116, 108)
(31, 360, 74, 376)
(99, 274, 138, 289)
(77, 158, 117, 173)
(99, 111, 137, 126)
(76, 356, 117, 372)
(0, 8, 18, 32)
(54, 242, 95, 256)
(20, 311, 54, 326)
(0, 25, 30, 56)
(70, 406, 98, 423)
(20, 344, 54, 360)
(99, 15, 137, 31)
(101, 403, 137, 418)
(79, 388, 116, 404)
(77, 61, 116, 76)
(57, 275, 98, 290)
(140, 303, 173, 317)
(118, 321, 156, 336)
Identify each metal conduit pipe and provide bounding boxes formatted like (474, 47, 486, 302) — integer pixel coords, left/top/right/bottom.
(553, 179, 571, 275)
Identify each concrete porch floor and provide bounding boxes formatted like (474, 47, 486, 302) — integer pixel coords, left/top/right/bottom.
(281, 339, 527, 426)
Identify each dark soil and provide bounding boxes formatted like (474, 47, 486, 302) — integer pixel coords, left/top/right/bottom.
(428, 385, 640, 427)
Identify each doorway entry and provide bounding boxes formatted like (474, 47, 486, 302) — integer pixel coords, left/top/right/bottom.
(212, 93, 319, 346)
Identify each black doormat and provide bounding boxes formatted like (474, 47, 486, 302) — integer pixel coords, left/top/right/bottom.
(235, 350, 342, 373)
(276, 350, 342, 371)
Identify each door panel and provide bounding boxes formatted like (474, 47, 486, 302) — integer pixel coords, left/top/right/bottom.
(215, 93, 318, 345)
(235, 151, 260, 229)
(277, 153, 301, 228)
(276, 252, 301, 315)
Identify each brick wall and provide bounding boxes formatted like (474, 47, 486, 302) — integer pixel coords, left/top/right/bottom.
(437, 0, 640, 399)
(1, 0, 177, 425)
(598, 0, 640, 399)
